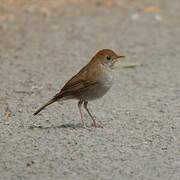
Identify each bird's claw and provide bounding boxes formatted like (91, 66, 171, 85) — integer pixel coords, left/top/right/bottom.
(92, 122, 103, 128)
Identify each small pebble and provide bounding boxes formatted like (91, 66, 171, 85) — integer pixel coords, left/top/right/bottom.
(155, 14, 162, 21)
(131, 13, 140, 21)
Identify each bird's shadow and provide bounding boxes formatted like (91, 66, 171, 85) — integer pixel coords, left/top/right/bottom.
(29, 123, 87, 130)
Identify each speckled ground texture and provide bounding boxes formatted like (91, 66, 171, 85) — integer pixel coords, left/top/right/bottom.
(0, 0, 180, 180)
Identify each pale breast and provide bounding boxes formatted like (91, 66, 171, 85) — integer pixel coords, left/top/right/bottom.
(77, 67, 114, 101)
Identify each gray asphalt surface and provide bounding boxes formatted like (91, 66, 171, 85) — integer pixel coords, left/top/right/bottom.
(0, 1, 180, 180)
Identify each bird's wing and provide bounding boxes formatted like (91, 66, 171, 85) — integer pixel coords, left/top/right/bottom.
(54, 63, 99, 98)
(61, 79, 98, 94)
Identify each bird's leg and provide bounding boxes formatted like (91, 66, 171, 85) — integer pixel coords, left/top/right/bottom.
(78, 100, 85, 127)
(83, 101, 103, 128)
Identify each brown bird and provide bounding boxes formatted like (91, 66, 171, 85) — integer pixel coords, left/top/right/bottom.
(33, 49, 125, 127)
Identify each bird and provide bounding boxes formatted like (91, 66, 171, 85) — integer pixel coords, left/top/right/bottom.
(33, 49, 125, 128)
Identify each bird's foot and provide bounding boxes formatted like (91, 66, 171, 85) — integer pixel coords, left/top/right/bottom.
(91, 122, 103, 128)
(81, 123, 92, 130)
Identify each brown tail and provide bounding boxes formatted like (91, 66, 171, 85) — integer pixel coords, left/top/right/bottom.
(33, 97, 58, 116)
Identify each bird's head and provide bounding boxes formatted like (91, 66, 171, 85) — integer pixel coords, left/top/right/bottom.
(93, 49, 125, 69)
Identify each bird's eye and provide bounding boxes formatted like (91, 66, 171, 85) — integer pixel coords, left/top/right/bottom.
(106, 56, 111, 60)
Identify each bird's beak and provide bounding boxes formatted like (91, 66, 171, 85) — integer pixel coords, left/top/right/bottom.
(116, 55, 125, 59)
(114, 55, 125, 62)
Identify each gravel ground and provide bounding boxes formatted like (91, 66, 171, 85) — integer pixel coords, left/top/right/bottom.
(0, 1, 180, 180)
